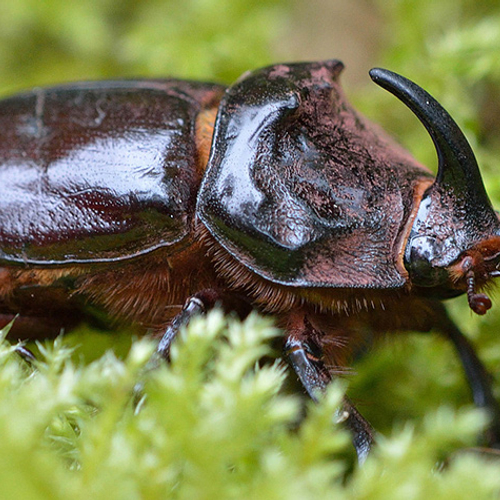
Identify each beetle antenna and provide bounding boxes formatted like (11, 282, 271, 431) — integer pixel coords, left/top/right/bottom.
(457, 255, 493, 315)
(466, 270, 492, 315)
(369, 68, 498, 229)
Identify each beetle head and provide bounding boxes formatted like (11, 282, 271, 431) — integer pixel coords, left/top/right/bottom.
(371, 69, 500, 314)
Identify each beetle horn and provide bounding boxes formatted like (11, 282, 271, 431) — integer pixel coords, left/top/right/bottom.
(369, 68, 495, 218)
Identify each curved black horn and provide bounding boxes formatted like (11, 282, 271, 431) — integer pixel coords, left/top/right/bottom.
(369, 68, 493, 212)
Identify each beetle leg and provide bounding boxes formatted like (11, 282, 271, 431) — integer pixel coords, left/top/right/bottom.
(134, 291, 211, 406)
(284, 330, 373, 463)
(155, 294, 208, 361)
(134, 289, 252, 408)
(155, 289, 252, 360)
(140, 289, 252, 380)
(14, 345, 37, 365)
(435, 309, 500, 447)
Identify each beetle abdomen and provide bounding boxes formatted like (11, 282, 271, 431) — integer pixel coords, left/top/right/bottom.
(0, 80, 224, 265)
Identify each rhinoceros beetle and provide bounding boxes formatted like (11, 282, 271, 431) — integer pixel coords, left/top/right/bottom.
(1, 60, 500, 461)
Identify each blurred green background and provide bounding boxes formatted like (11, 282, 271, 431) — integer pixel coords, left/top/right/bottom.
(1, 0, 500, 495)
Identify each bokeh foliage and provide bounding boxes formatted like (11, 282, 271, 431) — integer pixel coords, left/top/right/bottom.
(1, 0, 500, 497)
(0, 0, 287, 94)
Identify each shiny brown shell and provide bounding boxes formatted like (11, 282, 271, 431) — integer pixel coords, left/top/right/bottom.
(0, 80, 224, 265)
(198, 61, 433, 289)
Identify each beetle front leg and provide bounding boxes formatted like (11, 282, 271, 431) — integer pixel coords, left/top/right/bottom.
(283, 320, 374, 463)
(435, 308, 500, 448)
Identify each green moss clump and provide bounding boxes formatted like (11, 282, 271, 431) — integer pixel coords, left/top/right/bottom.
(1, 313, 499, 499)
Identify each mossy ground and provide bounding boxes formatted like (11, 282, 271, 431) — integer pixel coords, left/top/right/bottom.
(1, 312, 500, 499)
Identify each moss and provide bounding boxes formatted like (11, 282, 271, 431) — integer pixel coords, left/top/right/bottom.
(1, 313, 499, 499)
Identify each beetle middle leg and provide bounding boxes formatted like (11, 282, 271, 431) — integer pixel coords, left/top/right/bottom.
(144, 289, 252, 371)
(283, 311, 374, 463)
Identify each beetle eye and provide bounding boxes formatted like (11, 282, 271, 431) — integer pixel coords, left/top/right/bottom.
(405, 236, 449, 287)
